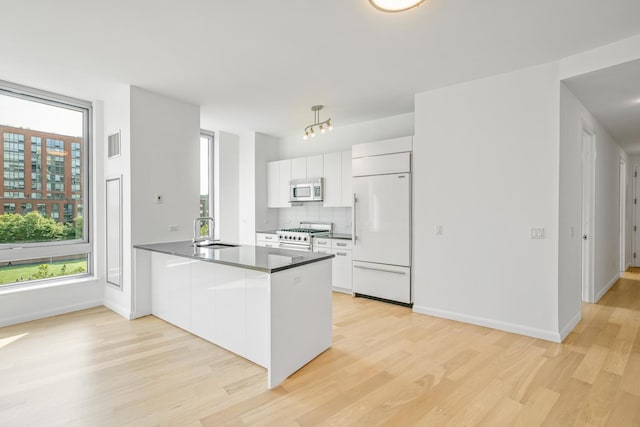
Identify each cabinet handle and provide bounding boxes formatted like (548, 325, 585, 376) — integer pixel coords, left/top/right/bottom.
(336, 242, 347, 247)
(336, 252, 347, 256)
(265, 236, 273, 240)
(354, 265, 406, 275)
(353, 193, 357, 244)
(317, 241, 327, 245)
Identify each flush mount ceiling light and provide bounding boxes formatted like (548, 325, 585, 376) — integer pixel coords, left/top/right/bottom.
(369, 0, 426, 12)
(303, 105, 333, 141)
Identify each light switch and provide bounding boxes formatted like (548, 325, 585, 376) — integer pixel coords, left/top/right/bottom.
(435, 225, 443, 235)
(169, 225, 178, 232)
(530, 227, 545, 239)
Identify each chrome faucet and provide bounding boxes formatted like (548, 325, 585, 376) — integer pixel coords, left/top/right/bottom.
(193, 217, 215, 244)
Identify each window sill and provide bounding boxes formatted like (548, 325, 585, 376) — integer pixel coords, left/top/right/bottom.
(0, 275, 98, 296)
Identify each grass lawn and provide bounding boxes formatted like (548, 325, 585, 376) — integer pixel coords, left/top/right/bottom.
(0, 259, 87, 286)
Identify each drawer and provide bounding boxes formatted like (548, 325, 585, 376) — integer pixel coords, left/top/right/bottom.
(256, 233, 277, 242)
(331, 239, 353, 250)
(313, 237, 331, 248)
(352, 261, 410, 304)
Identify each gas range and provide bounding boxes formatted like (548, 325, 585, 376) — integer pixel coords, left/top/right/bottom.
(276, 222, 332, 251)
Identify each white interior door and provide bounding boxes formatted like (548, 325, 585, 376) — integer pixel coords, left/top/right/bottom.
(581, 127, 596, 303)
(353, 173, 410, 266)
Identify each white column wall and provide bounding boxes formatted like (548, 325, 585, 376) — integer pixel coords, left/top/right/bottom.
(413, 63, 562, 341)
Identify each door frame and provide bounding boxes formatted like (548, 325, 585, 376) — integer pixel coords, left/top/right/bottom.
(581, 122, 596, 303)
(619, 157, 626, 273)
(633, 165, 640, 268)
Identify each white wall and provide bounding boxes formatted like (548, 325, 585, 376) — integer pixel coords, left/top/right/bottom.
(255, 133, 279, 232)
(413, 63, 562, 341)
(103, 86, 200, 320)
(215, 131, 239, 243)
(102, 85, 133, 319)
(278, 112, 414, 159)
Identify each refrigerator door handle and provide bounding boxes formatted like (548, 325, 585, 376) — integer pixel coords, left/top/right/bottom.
(353, 193, 357, 244)
(354, 265, 406, 275)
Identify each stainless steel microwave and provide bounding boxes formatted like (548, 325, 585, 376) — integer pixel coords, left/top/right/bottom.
(290, 178, 323, 202)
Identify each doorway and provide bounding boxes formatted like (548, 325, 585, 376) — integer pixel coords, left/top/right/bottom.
(619, 157, 626, 273)
(581, 125, 596, 303)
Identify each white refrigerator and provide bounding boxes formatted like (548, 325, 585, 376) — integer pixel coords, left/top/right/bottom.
(352, 150, 411, 305)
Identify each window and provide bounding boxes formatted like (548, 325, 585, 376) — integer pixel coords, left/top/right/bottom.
(0, 81, 91, 287)
(200, 131, 214, 218)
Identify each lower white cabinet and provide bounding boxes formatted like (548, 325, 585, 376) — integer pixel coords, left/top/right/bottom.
(256, 232, 278, 248)
(332, 248, 352, 292)
(151, 255, 192, 331)
(151, 252, 269, 367)
(313, 237, 353, 293)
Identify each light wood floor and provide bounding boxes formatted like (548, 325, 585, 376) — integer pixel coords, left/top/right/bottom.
(2, 274, 640, 427)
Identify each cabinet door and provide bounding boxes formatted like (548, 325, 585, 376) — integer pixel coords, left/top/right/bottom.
(307, 155, 324, 179)
(323, 152, 341, 207)
(332, 248, 352, 291)
(279, 159, 291, 207)
(151, 253, 191, 330)
(191, 262, 246, 356)
(267, 161, 279, 208)
(341, 150, 353, 207)
(291, 157, 307, 180)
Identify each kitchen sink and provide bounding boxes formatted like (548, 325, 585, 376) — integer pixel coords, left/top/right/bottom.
(194, 240, 239, 249)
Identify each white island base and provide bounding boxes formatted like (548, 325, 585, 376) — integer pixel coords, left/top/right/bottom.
(135, 250, 332, 389)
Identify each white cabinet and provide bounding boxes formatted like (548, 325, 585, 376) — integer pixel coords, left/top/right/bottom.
(323, 152, 342, 207)
(291, 157, 307, 180)
(151, 254, 192, 331)
(341, 150, 353, 207)
(307, 155, 323, 178)
(256, 232, 278, 248)
(267, 159, 291, 208)
(312, 237, 353, 293)
(292, 155, 323, 180)
(279, 160, 291, 207)
(267, 161, 279, 208)
(322, 150, 352, 208)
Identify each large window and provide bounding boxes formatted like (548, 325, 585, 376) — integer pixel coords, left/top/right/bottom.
(0, 81, 91, 287)
(199, 131, 214, 238)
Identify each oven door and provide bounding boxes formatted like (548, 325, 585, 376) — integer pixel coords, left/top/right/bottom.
(278, 242, 311, 252)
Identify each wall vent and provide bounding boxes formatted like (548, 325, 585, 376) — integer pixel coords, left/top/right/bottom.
(107, 131, 121, 159)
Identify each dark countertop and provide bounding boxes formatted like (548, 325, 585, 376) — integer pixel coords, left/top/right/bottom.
(134, 241, 334, 274)
(326, 233, 352, 240)
(256, 230, 278, 235)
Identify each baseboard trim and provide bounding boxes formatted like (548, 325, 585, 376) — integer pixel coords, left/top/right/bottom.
(103, 300, 132, 320)
(559, 310, 582, 342)
(0, 299, 103, 327)
(412, 305, 562, 343)
(595, 273, 620, 303)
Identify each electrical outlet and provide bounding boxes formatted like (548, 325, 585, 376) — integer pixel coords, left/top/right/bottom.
(169, 225, 178, 232)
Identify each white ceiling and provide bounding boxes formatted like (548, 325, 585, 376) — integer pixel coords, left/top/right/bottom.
(564, 59, 640, 154)
(1, 0, 640, 138)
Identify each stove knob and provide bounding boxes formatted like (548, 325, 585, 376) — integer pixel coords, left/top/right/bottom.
(303, 237, 307, 241)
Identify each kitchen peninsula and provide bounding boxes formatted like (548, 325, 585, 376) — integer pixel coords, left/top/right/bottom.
(134, 241, 334, 389)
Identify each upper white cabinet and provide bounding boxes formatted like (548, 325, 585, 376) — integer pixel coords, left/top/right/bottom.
(307, 155, 323, 178)
(268, 151, 351, 208)
(341, 150, 352, 207)
(267, 159, 292, 208)
(323, 152, 342, 207)
(291, 157, 307, 180)
(321, 150, 352, 208)
(291, 155, 323, 180)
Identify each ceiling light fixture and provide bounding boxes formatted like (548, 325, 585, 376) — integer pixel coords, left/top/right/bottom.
(369, 0, 426, 12)
(303, 105, 332, 141)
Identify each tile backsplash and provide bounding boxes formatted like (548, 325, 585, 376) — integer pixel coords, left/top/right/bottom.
(278, 204, 352, 234)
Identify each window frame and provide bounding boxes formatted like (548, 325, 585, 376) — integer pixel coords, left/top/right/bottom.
(200, 130, 214, 221)
(0, 80, 92, 277)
